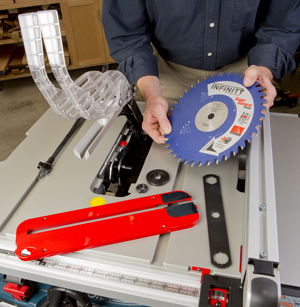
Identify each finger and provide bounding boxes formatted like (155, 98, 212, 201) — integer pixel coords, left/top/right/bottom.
(148, 126, 167, 144)
(157, 115, 172, 135)
(142, 120, 165, 144)
(152, 105, 172, 135)
(259, 76, 276, 110)
(244, 65, 260, 87)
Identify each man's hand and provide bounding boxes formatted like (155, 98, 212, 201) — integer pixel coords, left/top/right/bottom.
(137, 76, 172, 144)
(243, 65, 276, 111)
(142, 95, 171, 143)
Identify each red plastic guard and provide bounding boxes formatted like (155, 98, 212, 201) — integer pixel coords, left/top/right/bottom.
(15, 191, 199, 261)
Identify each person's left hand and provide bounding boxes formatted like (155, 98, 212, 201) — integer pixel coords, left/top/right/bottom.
(243, 65, 276, 112)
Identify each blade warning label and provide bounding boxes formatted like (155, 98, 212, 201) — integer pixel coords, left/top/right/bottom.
(230, 125, 245, 136)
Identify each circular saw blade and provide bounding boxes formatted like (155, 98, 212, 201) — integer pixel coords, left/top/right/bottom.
(165, 72, 266, 166)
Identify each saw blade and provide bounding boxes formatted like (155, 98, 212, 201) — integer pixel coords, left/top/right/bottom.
(165, 72, 266, 166)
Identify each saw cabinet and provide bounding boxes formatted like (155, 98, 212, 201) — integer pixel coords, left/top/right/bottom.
(1, 107, 298, 306)
(0, 0, 113, 89)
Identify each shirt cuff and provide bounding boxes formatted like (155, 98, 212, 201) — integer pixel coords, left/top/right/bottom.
(248, 44, 296, 79)
(117, 53, 159, 84)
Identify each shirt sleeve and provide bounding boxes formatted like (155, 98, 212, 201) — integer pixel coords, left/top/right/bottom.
(102, 0, 158, 84)
(248, 0, 300, 79)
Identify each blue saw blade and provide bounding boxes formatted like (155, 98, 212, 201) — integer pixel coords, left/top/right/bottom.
(165, 72, 266, 166)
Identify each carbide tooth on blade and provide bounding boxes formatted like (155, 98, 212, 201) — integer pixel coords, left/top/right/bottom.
(194, 159, 200, 166)
(207, 157, 217, 166)
(253, 120, 263, 127)
(206, 159, 212, 166)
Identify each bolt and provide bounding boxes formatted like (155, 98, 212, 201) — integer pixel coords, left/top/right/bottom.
(259, 251, 268, 259)
(259, 204, 266, 211)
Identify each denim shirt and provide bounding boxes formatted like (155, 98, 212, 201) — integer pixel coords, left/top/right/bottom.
(102, 0, 300, 84)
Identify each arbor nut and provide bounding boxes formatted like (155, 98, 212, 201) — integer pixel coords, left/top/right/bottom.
(136, 183, 148, 193)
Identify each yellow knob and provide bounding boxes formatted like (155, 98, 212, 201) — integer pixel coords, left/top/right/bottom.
(90, 197, 106, 207)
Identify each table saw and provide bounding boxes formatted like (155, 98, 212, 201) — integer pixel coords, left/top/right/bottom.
(0, 96, 300, 306)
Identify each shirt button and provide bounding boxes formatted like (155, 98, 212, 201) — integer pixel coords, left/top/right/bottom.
(210, 23, 215, 27)
(207, 52, 212, 56)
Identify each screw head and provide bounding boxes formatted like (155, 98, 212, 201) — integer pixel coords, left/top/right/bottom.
(259, 251, 268, 259)
(259, 204, 266, 211)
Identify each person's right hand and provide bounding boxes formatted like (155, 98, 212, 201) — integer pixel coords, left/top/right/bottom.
(137, 75, 172, 144)
(142, 95, 172, 144)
